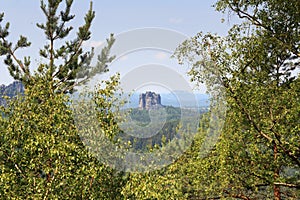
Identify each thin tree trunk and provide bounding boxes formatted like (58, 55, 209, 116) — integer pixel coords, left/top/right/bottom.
(274, 142, 281, 200)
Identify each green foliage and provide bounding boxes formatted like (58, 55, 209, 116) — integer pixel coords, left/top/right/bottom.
(172, 0, 300, 199)
(0, 78, 126, 199)
(0, 1, 127, 199)
(122, 168, 187, 199)
(128, 106, 181, 125)
(119, 107, 182, 151)
(129, 109, 151, 124)
(120, 112, 220, 199)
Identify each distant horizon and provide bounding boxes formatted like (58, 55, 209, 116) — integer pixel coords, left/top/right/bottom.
(0, 81, 209, 95)
(127, 90, 209, 95)
(122, 90, 210, 109)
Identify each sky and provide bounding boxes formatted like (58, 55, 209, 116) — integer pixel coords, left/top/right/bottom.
(0, 0, 238, 93)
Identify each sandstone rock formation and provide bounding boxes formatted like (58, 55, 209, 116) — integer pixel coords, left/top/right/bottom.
(138, 91, 163, 110)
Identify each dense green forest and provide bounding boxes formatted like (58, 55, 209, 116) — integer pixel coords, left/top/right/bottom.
(0, 0, 299, 199)
(118, 106, 206, 151)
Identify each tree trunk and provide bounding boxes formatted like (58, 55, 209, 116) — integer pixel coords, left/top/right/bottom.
(273, 142, 281, 200)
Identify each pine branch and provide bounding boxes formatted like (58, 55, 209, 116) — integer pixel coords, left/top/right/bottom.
(274, 182, 300, 189)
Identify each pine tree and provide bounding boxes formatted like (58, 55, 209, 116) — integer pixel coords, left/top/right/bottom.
(0, 1, 126, 198)
(0, 0, 115, 93)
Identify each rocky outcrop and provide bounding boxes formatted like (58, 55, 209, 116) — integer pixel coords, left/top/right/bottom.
(139, 91, 163, 110)
(0, 81, 24, 106)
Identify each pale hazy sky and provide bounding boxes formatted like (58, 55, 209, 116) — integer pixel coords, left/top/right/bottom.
(0, 0, 237, 93)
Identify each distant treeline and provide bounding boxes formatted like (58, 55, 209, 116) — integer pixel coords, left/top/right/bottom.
(118, 106, 206, 151)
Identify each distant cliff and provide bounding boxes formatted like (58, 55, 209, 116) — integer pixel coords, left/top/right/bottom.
(139, 91, 163, 110)
(0, 81, 24, 106)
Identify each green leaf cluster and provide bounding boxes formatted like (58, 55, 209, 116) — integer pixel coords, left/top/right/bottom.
(0, 78, 126, 199)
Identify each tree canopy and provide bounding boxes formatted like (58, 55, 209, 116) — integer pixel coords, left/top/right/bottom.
(0, 0, 125, 199)
(173, 0, 300, 199)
